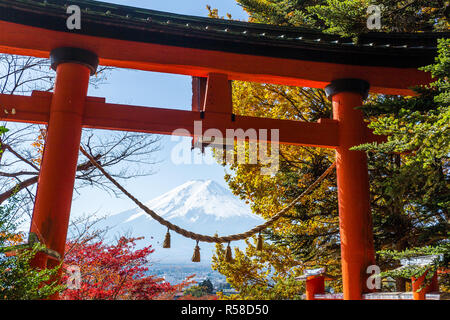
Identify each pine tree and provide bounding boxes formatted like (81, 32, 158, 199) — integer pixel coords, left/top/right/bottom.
(0, 198, 63, 300)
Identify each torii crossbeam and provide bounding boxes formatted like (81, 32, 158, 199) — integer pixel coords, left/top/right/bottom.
(0, 0, 447, 300)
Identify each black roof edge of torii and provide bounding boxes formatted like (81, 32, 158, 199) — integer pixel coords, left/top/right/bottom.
(0, 0, 448, 68)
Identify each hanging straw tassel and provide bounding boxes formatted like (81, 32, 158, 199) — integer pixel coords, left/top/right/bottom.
(192, 240, 201, 262)
(162, 228, 171, 248)
(225, 242, 234, 263)
(256, 232, 264, 251)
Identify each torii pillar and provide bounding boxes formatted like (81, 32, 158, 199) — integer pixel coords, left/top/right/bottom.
(29, 48, 98, 270)
(326, 79, 376, 300)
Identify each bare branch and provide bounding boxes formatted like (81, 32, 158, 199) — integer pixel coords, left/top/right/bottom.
(0, 54, 162, 220)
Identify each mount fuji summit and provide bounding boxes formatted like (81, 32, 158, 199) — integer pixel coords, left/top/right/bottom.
(97, 180, 264, 264)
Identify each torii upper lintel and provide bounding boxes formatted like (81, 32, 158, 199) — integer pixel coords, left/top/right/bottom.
(0, 0, 447, 95)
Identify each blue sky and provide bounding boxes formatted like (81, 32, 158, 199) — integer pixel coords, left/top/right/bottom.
(72, 1, 249, 218)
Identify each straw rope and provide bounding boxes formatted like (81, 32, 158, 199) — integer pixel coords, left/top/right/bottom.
(80, 146, 336, 244)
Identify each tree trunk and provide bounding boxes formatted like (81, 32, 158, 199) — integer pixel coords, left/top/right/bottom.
(393, 154, 407, 292)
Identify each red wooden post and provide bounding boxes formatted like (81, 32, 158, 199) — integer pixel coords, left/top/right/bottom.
(29, 48, 98, 273)
(412, 271, 439, 300)
(305, 276, 325, 300)
(326, 79, 376, 300)
(297, 268, 332, 300)
(203, 73, 233, 114)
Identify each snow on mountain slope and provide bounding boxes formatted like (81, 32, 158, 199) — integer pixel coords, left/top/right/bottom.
(96, 180, 264, 264)
(123, 179, 260, 223)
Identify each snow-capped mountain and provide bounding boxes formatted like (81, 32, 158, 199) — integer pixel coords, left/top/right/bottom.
(96, 180, 264, 264)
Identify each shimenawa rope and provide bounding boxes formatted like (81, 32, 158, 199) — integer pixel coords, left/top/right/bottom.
(80, 146, 336, 245)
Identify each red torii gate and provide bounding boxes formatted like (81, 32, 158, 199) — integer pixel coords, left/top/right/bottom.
(0, 0, 444, 300)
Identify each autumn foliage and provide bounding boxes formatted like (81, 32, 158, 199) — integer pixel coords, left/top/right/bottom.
(61, 236, 193, 300)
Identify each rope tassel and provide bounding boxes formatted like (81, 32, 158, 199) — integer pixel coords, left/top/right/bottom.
(256, 233, 264, 251)
(162, 228, 171, 248)
(79, 147, 336, 260)
(192, 241, 201, 262)
(225, 242, 234, 263)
